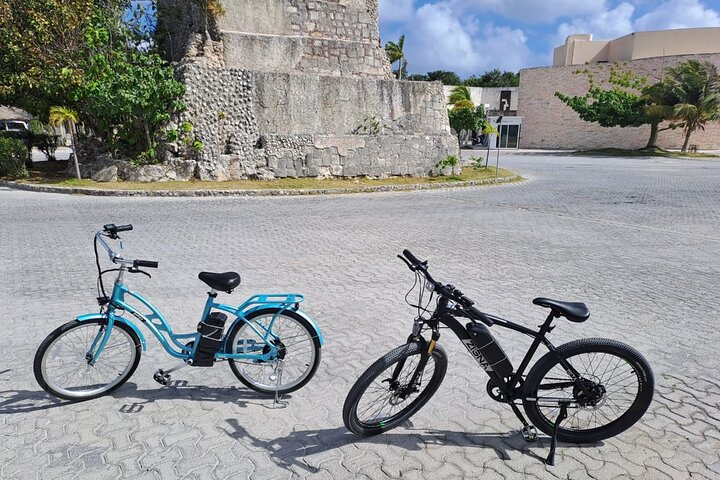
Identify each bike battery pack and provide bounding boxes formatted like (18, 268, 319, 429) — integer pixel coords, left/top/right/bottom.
(194, 312, 227, 367)
(466, 322, 514, 378)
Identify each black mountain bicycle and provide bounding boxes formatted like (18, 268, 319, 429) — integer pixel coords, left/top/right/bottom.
(343, 250, 654, 465)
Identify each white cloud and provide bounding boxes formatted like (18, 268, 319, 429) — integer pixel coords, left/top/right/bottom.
(467, 0, 608, 24)
(379, 0, 416, 23)
(404, 2, 533, 76)
(634, 0, 720, 31)
(553, 2, 635, 46)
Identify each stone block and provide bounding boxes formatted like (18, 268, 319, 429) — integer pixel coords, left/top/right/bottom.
(92, 165, 118, 182)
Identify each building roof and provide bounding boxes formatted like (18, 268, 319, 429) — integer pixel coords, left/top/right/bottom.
(553, 26, 720, 67)
(0, 106, 34, 121)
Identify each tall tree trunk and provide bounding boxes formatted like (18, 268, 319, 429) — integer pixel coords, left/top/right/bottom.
(645, 122, 659, 149)
(68, 121, 81, 180)
(144, 122, 152, 154)
(681, 129, 692, 153)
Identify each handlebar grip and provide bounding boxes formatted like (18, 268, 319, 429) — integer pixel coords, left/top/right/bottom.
(468, 306, 493, 326)
(134, 259, 158, 269)
(116, 224, 133, 232)
(402, 249, 422, 266)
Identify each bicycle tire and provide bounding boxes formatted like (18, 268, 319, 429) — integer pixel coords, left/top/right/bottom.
(343, 341, 448, 436)
(34, 319, 142, 401)
(225, 308, 321, 395)
(522, 338, 654, 443)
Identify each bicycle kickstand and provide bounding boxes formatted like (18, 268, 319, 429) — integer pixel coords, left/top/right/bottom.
(272, 360, 287, 408)
(153, 361, 190, 386)
(546, 401, 570, 466)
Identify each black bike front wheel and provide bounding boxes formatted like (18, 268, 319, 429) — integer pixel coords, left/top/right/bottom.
(523, 338, 654, 443)
(343, 341, 448, 436)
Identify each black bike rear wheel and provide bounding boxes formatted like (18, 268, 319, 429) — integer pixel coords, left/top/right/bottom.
(343, 341, 447, 436)
(523, 338, 654, 443)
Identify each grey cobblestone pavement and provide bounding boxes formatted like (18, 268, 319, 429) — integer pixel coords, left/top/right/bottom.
(1, 153, 719, 479)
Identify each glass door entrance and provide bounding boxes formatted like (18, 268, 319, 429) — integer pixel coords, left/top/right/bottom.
(498, 124, 520, 148)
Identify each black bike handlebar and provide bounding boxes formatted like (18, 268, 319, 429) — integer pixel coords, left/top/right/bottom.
(402, 249, 422, 266)
(400, 249, 493, 326)
(134, 259, 159, 269)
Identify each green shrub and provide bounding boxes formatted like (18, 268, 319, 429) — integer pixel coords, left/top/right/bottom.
(0, 138, 29, 178)
(470, 155, 485, 169)
(435, 155, 460, 174)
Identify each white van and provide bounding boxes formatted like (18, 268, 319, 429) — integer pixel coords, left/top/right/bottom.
(0, 120, 29, 132)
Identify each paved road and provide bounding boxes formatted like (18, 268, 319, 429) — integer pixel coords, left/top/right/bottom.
(1, 154, 719, 479)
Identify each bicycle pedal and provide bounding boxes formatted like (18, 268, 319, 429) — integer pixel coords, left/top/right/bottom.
(522, 425, 538, 442)
(153, 370, 171, 386)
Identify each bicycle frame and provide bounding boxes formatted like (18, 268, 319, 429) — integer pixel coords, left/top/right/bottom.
(78, 271, 323, 365)
(418, 297, 582, 403)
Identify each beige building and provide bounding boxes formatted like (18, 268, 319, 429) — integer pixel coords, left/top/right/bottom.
(553, 27, 720, 66)
(519, 27, 720, 150)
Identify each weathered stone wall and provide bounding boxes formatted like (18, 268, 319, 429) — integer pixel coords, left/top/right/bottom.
(171, 65, 457, 180)
(518, 53, 720, 150)
(147, 0, 456, 182)
(157, 0, 391, 78)
(222, 34, 390, 77)
(218, 0, 390, 77)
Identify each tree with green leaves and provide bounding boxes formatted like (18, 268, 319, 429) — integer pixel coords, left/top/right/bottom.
(465, 69, 519, 87)
(0, 1, 186, 164)
(0, 0, 97, 118)
(555, 66, 676, 149)
(448, 85, 474, 110)
(427, 70, 462, 85)
(664, 60, 720, 152)
(406, 73, 429, 82)
(49, 106, 81, 179)
(384, 35, 406, 80)
(448, 105, 485, 150)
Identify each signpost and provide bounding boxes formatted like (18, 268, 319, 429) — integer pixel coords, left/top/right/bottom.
(495, 116, 503, 178)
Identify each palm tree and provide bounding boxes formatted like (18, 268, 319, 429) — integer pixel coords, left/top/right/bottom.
(384, 35, 406, 80)
(665, 60, 720, 152)
(49, 106, 81, 179)
(449, 85, 473, 110)
(641, 80, 677, 149)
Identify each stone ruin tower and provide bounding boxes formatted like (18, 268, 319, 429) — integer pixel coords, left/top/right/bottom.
(157, 0, 458, 180)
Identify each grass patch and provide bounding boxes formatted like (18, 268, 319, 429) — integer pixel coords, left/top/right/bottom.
(573, 147, 718, 159)
(10, 161, 519, 191)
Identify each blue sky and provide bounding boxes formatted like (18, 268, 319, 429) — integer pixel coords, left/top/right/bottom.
(378, 0, 720, 77)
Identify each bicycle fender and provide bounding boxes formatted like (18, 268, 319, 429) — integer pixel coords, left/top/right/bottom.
(76, 313, 147, 351)
(293, 309, 325, 346)
(240, 305, 325, 346)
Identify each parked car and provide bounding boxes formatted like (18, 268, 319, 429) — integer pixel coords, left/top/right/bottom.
(0, 120, 29, 132)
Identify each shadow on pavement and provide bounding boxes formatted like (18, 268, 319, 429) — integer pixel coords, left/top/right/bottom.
(222, 420, 603, 473)
(0, 382, 286, 414)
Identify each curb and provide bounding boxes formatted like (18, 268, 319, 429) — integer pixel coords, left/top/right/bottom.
(0, 175, 521, 197)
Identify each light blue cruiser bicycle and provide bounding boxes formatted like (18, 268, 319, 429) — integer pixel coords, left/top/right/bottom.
(33, 224, 324, 401)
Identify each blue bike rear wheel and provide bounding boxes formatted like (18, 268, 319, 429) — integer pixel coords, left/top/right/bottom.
(225, 308, 321, 395)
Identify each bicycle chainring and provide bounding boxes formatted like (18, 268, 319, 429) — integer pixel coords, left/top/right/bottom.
(486, 379, 506, 402)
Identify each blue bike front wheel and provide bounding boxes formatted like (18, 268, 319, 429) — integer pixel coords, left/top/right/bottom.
(34, 319, 142, 401)
(225, 308, 321, 395)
